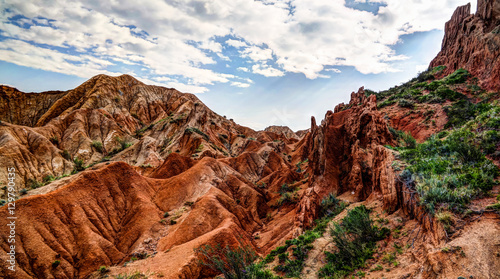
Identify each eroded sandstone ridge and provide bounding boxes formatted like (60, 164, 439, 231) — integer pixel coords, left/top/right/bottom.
(1, 1, 499, 278)
(0, 73, 404, 278)
(430, 0, 500, 91)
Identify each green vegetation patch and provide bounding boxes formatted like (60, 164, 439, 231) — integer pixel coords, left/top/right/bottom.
(319, 205, 389, 278)
(195, 243, 280, 279)
(185, 127, 210, 141)
(265, 195, 346, 278)
(395, 107, 500, 213)
(374, 67, 470, 110)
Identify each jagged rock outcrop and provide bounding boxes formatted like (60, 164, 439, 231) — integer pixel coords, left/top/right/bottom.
(0, 86, 67, 127)
(293, 88, 396, 228)
(264, 125, 300, 140)
(430, 0, 500, 91)
(0, 81, 407, 278)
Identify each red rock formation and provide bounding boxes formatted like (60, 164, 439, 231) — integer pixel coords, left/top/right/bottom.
(0, 75, 282, 189)
(0, 82, 405, 278)
(430, 0, 500, 91)
(264, 125, 300, 140)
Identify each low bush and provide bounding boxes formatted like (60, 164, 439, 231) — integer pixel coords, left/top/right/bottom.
(49, 136, 59, 145)
(73, 157, 85, 173)
(398, 99, 415, 109)
(444, 68, 470, 85)
(195, 244, 279, 279)
(91, 141, 103, 153)
(109, 137, 133, 156)
(185, 127, 210, 140)
(319, 193, 347, 218)
(60, 149, 72, 160)
(399, 120, 499, 213)
(319, 205, 389, 278)
(52, 260, 61, 268)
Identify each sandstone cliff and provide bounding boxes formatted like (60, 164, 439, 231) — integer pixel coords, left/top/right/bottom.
(430, 0, 500, 91)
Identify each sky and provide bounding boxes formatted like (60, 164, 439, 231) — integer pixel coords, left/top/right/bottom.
(0, 0, 476, 131)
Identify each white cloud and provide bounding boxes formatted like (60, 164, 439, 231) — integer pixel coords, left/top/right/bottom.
(0, 0, 474, 90)
(325, 68, 341, 73)
(231, 81, 251, 88)
(252, 63, 285, 77)
(225, 39, 247, 48)
(241, 46, 273, 62)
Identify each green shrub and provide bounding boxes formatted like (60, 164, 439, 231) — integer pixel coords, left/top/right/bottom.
(400, 124, 499, 213)
(194, 244, 258, 279)
(49, 136, 59, 145)
(98, 266, 109, 274)
(270, 215, 341, 277)
(73, 157, 85, 173)
(109, 137, 133, 156)
(42, 175, 55, 183)
(61, 150, 72, 160)
(276, 192, 298, 206)
(279, 183, 294, 194)
(319, 205, 389, 278)
(444, 68, 470, 85)
(398, 99, 415, 109)
(27, 179, 44, 189)
(185, 127, 210, 140)
(52, 260, 61, 268)
(425, 80, 442, 91)
(319, 193, 347, 218)
(135, 123, 154, 137)
(434, 86, 465, 101)
(91, 141, 103, 153)
(377, 99, 396, 108)
(195, 144, 204, 153)
(444, 100, 491, 128)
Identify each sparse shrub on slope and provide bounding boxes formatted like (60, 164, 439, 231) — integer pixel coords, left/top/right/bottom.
(397, 106, 500, 213)
(266, 195, 346, 277)
(195, 244, 279, 279)
(319, 205, 389, 278)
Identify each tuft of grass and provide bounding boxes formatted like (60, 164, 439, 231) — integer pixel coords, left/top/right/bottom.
(195, 243, 279, 279)
(49, 136, 59, 145)
(60, 149, 72, 160)
(319, 193, 347, 218)
(52, 260, 61, 268)
(91, 141, 103, 153)
(72, 157, 86, 173)
(185, 127, 209, 141)
(109, 137, 133, 156)
(270, 211, 345, 277)
(319, 205, 389, 278)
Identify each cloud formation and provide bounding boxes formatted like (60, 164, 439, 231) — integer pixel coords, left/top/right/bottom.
(0, 0, 474, 93)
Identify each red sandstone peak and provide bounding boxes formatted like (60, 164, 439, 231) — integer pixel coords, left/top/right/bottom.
(430, 0, 500, 91)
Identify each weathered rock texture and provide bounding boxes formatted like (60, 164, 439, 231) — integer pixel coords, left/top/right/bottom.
(430, 0, 500, 91)
(0, 76, 406, 278)
(1, 1, 500, 276)
(0, 75, 290, 189)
